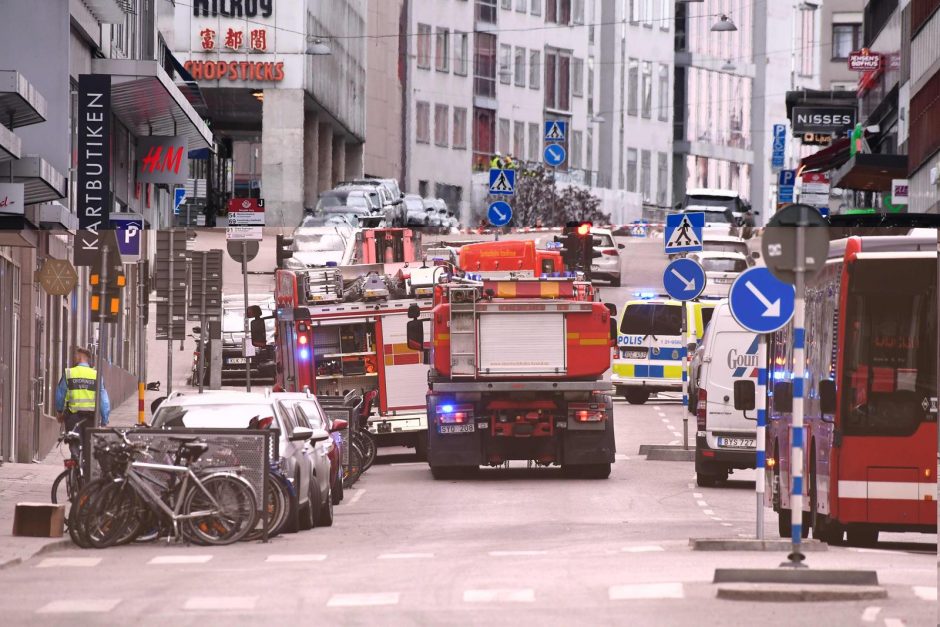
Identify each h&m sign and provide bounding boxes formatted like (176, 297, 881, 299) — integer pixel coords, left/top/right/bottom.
(192, 0, 273, 18)
(138, 136, 188, 185)
(76, 74, 112, 268)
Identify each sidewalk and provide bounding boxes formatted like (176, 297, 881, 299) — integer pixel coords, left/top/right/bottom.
(0, 391, 161, 569)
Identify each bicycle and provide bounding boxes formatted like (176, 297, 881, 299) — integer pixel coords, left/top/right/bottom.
(81, 430, 258, 548)
(51, 418, 87, 505)
(244, 460, 293, 542)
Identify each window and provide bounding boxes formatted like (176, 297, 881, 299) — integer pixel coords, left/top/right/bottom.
(545, 49, 571, 110)
(643, 0, 653, 26)
(499, 44, 512, 85)
(529, 50, 541, 89)
(657, 152, 668, 206)
(531, 0, 541, 16)
(513, 121, 525, 158)
(572, 0, 584, 24)
(516, 0, 526, 11)
(476, 0, 497, 23)
(832, 23, 862, 60)
(641, 61, 652, 118)
(435, 28, 450, 72)
(416, 24, 431, 69)
(501, 0, 511, 9)
(799, 9, 815, 77)
(570, 130, 582, 169)
(455, 32, 469, 76)
(435, 104, 449, 146)
(514, 47, 526, 87)
(587, 56, 595, 113)
(472, 107, 496, 167)
(657, 64, 669, 121)
(416, 101, 430, 143)
(586, 128, 593, 172)
(629, 0, 639, 25)
(640, 149, 651, 200)
(572, 57, 584, 97)
(528, 122, 540, 161)
(453, 107, 467, 149)
(499, 117, 511, 153)
(626, 148, 637, 192)
(627, 58, 638, 116)
(546, 0, 571, 24)
(474, 33, 497, 98)
(659, 0, 670, 30)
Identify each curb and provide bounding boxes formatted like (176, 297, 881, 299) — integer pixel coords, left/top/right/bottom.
(691, 538, 828, 552)
(714, 568, 879, 586)
(0, 538, 72, 571)
(716, 583, 887, 602)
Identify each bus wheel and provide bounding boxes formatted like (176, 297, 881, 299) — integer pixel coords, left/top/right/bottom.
(846, 527, 878, 547)
(625, 389, 650, 405)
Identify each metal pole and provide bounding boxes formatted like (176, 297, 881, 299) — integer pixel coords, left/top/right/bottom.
(137, 260, 145, 424)
(166, 232, 175, 396)
(755, 334, 767, 540)
(198, 253, 208, 394)
(786, 215, 807, 566)
(92, 244, 109, 430)
(682, 304, 689, 450)
(242, 241, 251, 393)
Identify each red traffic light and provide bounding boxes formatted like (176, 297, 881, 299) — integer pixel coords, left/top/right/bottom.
(577, 222, 591, 236)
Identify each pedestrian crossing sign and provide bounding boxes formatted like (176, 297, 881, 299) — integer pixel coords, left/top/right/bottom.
(488, 168, 516, 195)
(664, 212, 704, 254)
(544, 120, 567, 142)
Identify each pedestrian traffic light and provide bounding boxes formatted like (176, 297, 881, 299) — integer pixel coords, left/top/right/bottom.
(90, 232, 126, 323)
(276, 234, 294, 268)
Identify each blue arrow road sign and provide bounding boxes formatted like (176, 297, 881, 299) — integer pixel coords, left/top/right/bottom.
(173, 187, 186, 215)
(544, 144, 566, 167)
(771, 124, 786, 170)
(663, 258, 706, 301)
(544, 120, 567, 142)
(111, 215, 143, 259)
(728, 267, 796, 334)
(488, 168, 516, 195)
(664, 212, 704, 254)
(487, 201, 513, 227)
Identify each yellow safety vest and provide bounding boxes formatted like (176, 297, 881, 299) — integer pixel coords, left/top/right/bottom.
(65, 365, 97, 413)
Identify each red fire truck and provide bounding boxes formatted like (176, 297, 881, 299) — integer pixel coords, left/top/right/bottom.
(765, 231, 937, 545)
(405, 258, 618, 479)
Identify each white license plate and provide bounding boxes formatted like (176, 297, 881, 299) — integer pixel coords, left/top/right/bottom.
(227, 358, 247, 364)
(717, 437, 755, 448)
(623, 350, 647, 359)
(714, 278, 734, 284)
(439, 423, 475, 434)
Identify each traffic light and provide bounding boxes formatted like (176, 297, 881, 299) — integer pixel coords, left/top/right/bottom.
(90, 232, 126, 323)
(577, 221, 602, 280)
(276, 234, 294, 268)
(553, 232, 581, 271)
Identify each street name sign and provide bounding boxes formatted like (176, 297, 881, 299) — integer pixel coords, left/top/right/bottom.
(226, 226, 263, 240)
(664, 212, 704, 254)
(663, 258, 706, 301)
(728, 267, 795, 334)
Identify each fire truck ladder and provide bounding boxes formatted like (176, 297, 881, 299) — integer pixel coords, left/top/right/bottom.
(448, 286, 478, 377)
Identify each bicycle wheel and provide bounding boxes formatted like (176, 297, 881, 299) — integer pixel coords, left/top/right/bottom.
(344, 441, 364, 488)
(68, 479, 108, 548)
(357, 430, 377, 471)
(245, 476, 290, 541)
(51, 470, 69, 504)
(84, 480, 142, 549)
(182, 473, 257, 546)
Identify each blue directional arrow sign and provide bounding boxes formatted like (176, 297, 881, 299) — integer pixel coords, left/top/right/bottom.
(728, 267, 796, 334)
(543, 143, 566, 167)
(663, 258, 706, 301)
(664, 212, 704, 254)
(173, 187, 186, 215)
(488, 168, 516, 195)
(487, 201, 513, 227)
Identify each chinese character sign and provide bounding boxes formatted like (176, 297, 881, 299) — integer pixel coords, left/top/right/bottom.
(225, 28, 243, 50)
(200, 28, 216, 50)
(249, 29, 267, 51)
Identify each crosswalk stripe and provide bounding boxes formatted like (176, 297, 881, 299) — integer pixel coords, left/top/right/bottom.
(184, 596, 258, 611)
(860, 606, 881, 622)
(149, 555, 213, 565)
(266, 554, 327, 563)
(609, 583, 684, 600)
(36, 557, 101, 568)
(378, 553, 434, 560)
(622, 546, 665, 553)
(36, 599, 121, 614)
(488, 550, 548, 557)
(464, 588, 534, 603)
(913, 586, 937, 601)
(327, 593, 400, 608)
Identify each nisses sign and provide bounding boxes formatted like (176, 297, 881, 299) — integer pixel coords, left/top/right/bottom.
(791, 106, 856, 134)
(192, 0, 273, 18)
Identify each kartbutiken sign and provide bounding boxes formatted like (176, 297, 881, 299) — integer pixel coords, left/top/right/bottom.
(791, 106, 856, 134)
(75, 74, 112, 267)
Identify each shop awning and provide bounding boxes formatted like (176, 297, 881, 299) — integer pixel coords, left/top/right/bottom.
(91, 58, 213, 150)
(0, 71, 47, 128)
(799, 137, 852, 174)
(831, 153, 908, 192)
(0, 124, 21, 162)
(4, 156, 67, 204)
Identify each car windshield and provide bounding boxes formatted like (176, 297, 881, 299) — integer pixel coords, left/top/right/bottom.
(620, 304, 683, 336)
(695, 210, 732, 224)
(593, 233, 616, 248)
(293, 231, 347, 252)
(686, 195, 737, 211)
(700, 258, 746, 273)
(152, 403, 278, 429)
(704, 241, 748, 256)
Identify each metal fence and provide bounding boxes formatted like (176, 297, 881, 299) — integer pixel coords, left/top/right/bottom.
(317, 400, 357, 487)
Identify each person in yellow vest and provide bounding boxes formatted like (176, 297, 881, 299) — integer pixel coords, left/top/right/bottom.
(55, 346, 110, 459)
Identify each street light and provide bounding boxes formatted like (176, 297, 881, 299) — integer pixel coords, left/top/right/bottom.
(306, 39, 332, 55)
(711, 14, 737, 31)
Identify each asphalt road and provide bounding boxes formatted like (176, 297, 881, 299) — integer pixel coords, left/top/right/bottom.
(53, 230, 931, 625)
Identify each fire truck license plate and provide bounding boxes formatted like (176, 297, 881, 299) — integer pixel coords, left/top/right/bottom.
(718, 437, 755, 449)
(378, 422, 391, 434)
(439, 424, 475, 434)
(227, 358, 247, 364)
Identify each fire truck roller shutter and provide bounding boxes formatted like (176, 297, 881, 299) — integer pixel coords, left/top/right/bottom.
(381, 313, 432, 410)
(478, 313, 566, 375)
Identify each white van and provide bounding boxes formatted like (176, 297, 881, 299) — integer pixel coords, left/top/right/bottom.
(694, 300, 759, 487)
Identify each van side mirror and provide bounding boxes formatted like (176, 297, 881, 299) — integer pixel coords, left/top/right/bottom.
(819, 379, 836, 417)
(246, 305, 263, 318)
(734, 379, 756, 415)
(192, 326, 202, 335)
(773, 381, 793, 413)
(250, 318, 267, 347)
(407, 303, 421, 320)
(406, 319, 424, 351)
(604, 303, 618, 342)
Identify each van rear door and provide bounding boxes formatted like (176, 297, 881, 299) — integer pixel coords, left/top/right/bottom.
(705, 329, 759, 443)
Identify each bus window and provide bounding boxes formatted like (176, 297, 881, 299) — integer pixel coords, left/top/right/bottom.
(841, 259, 937, 437)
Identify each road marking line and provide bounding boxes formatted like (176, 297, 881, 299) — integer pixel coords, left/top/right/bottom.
(36, 557, 101, 568)
(609, 582, 684, 600)
(710, 517, 722, 521)
(883, 619, 904, 627)
(703, 509, 715, 516)
(149, 555, 213, 565)
(488, 550, 548, 557)
(720, 522, 733, 527)
(327, 593, 400, 608)
(861, 606, 881, 622)
(692, 492, 703, 498)
(37, 599, 121, 614)
(463, 588, 534, 603)
(913, 586, 937, 601)
(378, 553, 434, 560)
(696, 500, 708, 507)
(184, 596, 258, 611)
(669, 440, 680, 445)
(266, 554, 327, 563)
(622, 546, 665, 553)
(347, 489, 366, 505)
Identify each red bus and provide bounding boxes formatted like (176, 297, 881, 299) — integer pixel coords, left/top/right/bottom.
(766, 232, 937, 545)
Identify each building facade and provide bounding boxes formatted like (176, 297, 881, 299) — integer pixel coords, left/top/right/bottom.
(906, 0, 940, 212)
(820, 0, 866, 91)
(364, 0, 406, 182)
